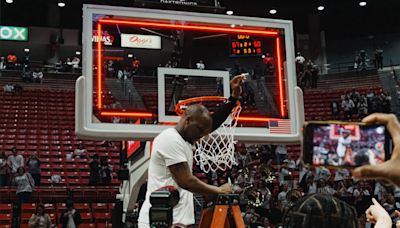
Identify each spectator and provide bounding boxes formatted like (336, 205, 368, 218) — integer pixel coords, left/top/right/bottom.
(375, 46, 383, 70)
(350, 87, 361, 100)
(0, 56, 6, 70)
(317, 179, 336, 195)
(381, 95, 391, 113)
(306, 60, 313, 70)
(215, 77, 223, 95)
(22, 70, 33, 83)
(244, 87, 255, 106)
(33, 68, 43, 84)
(278, 184, 289, 212)
(3, 82, 13, 92)
(311, 66, 318, 88)
(14, 167, 35, 207)
(72, 57, 80, 73)
(113, 60, 121, 77)
(295, 52, 305, 73)
(107, 60, 114, 78)
(233, 176, 246, 204)
(286, 154, 296, 170)
(55, 60, 63, 72)
(165, 61, 173, 68)
(275, 145, 287, 166)
(315, 167, 331, 183)
(123, 67, 130, 80)
(88, 154, 100, 186)
(354, 52, 361, 69)
(257, 181, 272, 216)
(263, 53, 274, 75)
(238, 148, 252, 168)
(300, 172, 317, 195)
(334, 168, 349, 186)
(132, 57, 140, 75)
(13, 83, 23, 94)
(7, 147, 24, 184)
(7, 53, 17, 65)
(353, 180, 370, 216)
(234, 60, 241, 75)
(331, 99, 341, 120)
(74, 143, 89, 159)
(59, 200, 82, 228)
(342, 96, 355, 120)
(283, 194, 358, 228)
(117, 68, 123, 81)
(99, 157, 113, 186)
(25, 152, 42, 187)
(253, 63, 263, 90)
(0, 152, 11, 186)
(297, 72, 305, 92)
(64, 58, 72, 73)
(257, 216, 274, 228)
(358, 98, 368, 118)
(278, 160, 291, 187)
(226, 166, 238, 184)
(242, 205, 260, 227)
(303, 69, 311, 88)
(28, 204, 52, 228)
(371, 101, 380, 113)
(381, 192, 396, 212)
(196, 60, 205, 70)
(337, 179, 354, 197)
(383, 91, 392, 101)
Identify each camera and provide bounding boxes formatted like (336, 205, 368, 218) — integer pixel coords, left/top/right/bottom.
(150, 186, 180, 228)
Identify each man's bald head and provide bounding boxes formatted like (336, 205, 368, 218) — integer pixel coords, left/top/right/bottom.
(176, 104, 213, 144)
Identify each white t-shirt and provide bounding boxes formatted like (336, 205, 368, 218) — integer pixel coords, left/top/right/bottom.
(315, 168, 331, 181)
(318, 186, 336, 195)
(353, 189, 370, 201)
(276, 145, 287, 155)
(67, 209, 76, 228)
(295, 56, 305, 64)
(337, 136, 351, 158)
(308, 183, 317, 194)
(334, 169, 349, 181)
(138, 128, 195, 226)
(278, 168, 290, 186)
(342, 100, 355, 111)
(287, 160, 296, 169)
(196, 63, 205, 70)
(278, 191, 289, 209)
(339, 187, 354, 197)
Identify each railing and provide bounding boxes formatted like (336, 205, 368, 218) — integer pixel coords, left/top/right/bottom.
(259, 79, 279, 117)
(390, 59, 399, 86)
(321, 60, 377, 74)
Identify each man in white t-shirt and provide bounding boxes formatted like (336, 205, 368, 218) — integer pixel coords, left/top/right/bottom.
(336, 129, 352, 165)
(334, 168, 349, 184)
(138, 75, 245, 228)
(295, 52, 306, 73)
(342, 96, 355, 120)
(196, 60, 205, 70)
(278, 184, 289, 212)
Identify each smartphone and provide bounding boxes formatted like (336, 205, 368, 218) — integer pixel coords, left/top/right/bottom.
(302, 121, 392, 169)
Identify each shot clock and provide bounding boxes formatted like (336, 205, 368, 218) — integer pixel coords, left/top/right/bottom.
(230, 35, 263, 57)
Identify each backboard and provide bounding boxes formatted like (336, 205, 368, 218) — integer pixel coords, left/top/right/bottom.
(76, 4, 304, 144)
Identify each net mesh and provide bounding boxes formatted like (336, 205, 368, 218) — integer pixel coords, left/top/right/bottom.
(194, 105, 242, 173)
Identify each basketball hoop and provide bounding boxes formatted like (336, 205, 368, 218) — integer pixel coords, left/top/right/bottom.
(175, 96, 242, 173)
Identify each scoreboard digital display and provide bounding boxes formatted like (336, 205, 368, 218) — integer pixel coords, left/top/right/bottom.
(230, 35, 262, 57)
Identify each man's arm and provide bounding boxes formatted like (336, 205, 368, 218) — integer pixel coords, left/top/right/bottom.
(169, 162, 231, 196)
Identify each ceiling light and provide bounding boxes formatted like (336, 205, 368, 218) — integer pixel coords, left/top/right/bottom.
(317, 5, 325, 11)
(269, 9, 277, 15)
(5, 0, 13, 3)
(226, 10, 233, 15)
(58, 1, 66, 7)
(75, 51, 81, 55)
(230, 24, 236, 28)
(127, 54, 133, 58)
(359, 1, 367, 6)
(24, 48, 30, 52)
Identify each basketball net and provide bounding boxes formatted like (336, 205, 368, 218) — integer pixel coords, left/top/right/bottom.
(175, 96, 241, 173)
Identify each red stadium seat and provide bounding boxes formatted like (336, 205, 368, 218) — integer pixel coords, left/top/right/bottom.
(80, 213, 93, 224)
(92, 203, 108, 213)
(94, 212, 111, 223)
(21, 203, 38, 214)
(0, 204, 13, 214)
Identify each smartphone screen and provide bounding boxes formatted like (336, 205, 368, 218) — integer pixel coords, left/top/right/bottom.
(304, 122, 390, 168)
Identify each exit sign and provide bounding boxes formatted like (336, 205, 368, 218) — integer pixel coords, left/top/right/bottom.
(0, 26, 28, 41)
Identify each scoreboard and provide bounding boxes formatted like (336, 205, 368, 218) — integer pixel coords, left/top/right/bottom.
(230, 35, 262, 57)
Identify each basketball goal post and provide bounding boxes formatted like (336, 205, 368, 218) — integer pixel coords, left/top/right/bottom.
(76, 4, 305, 225)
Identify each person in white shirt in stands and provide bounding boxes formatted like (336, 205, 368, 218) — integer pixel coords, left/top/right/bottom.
(315, 167, 331, 182)
(336, 128, 352, 165)
(138, 75, 245, 228)
(337, 179, 354, 197)
(32, 68, 43, 84)
(196, 60, 205, 70)
(233, 176, 247, 204)
(342, 96, 355, 120)
(3, 82, 13, 92)
(278, 184, 289, 212)
(7, 147, 24, 185)
(275, 145, 287, 166)
(334, 168, 349, 186)
(295, 52, 305, 73)
(353, 180, 370, 216)
(0, 57, 6, 70)
(286, 154, 296, 171)
(278, 160, 291, 186)
(317, 178, 336, 195)
(72, 57, 80, 73)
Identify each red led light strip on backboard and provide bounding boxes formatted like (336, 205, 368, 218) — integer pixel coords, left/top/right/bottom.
(97, 19, 286, 119)
(100, 111, 153, 117)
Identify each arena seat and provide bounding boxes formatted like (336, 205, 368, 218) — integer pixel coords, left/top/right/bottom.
(80, 213, 94, 224)
(0, 204, 13, 214)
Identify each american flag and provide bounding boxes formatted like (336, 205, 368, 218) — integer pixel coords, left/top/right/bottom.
(269, 119, 291, 134)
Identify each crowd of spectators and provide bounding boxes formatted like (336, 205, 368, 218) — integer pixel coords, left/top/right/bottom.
(330, 87, 392, 120)
(295, 52, 319, 91)
(195, 142, 400, 227)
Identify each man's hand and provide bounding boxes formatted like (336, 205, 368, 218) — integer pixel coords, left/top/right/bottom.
(219, 183, 233, 194)
(353, 114, 400, 187)
(230, 75, 246, 99)
(63, 213, 69, 218)
(366, 198, 391, 225)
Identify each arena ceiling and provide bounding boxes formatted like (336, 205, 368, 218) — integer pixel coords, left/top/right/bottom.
(1, 0, 399, 40)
